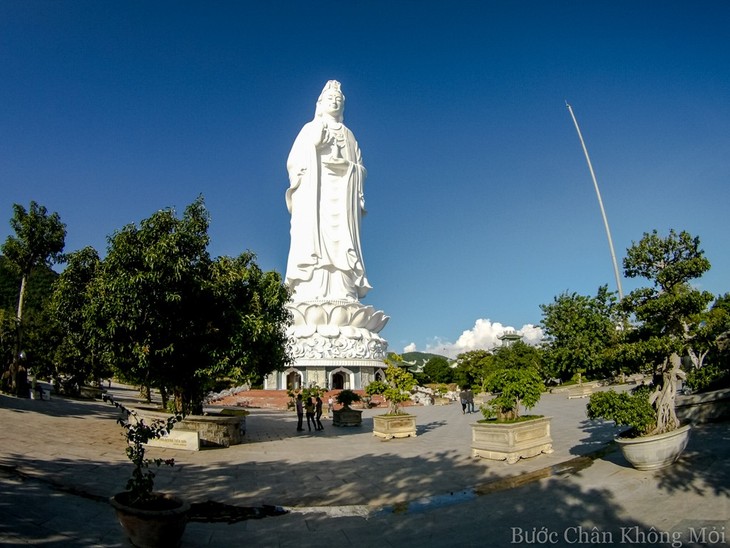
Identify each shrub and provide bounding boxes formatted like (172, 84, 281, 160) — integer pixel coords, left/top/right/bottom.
(104, 394, 180, 507)
(586, 387, 656, 437)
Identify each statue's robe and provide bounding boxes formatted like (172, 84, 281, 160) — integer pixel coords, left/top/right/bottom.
(285, 119, 371, 302)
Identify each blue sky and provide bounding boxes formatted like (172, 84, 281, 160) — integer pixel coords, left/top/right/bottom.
(2, 1, 729, 358)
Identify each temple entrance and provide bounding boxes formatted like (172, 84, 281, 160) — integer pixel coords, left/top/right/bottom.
(332, 372, 346, 390)
(286, 371, 302, 390)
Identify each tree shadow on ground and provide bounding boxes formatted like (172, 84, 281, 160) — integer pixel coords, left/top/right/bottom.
(0, 392, 120, 420)
(0, 449, 657, 548)
(654, 421, 730, 498)
(415, 420, 447, 436)
(570, 417, 621, 457)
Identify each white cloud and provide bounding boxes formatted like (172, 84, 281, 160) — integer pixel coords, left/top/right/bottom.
(410, 318, 544, 359)
(402, 342, 417, 353)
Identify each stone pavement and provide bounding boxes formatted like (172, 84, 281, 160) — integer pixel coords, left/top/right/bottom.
(1, 387, 728, 547)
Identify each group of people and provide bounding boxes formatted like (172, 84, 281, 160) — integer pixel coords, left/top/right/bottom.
(295, 394, 330, 432)
(459, 386, 475, 414)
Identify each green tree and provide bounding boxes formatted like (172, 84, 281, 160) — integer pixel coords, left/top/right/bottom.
(201, 252, 292, 389)
(492, 340, 544, 373)
(422, 356, 453, 384)
(0, 256, 60, 382)
(453, 349, 493, 388)
(684, 292, 730, 375)
(540, 285, 622, 382)
(50, 246, 108, 392)
(618, 229, 715, 434)
(83, 197, 291, 414)
(1, 202, 66, 395)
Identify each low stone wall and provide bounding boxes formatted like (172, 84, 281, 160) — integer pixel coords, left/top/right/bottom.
(676, 388, 730, 425)
(550, 382, 602, 398)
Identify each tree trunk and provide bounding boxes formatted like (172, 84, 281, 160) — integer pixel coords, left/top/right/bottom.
(8, 275, 29, 397)
(649, 353, 684, 435)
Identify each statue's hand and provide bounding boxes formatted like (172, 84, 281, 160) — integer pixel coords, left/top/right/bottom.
(315, 123, 330, 148)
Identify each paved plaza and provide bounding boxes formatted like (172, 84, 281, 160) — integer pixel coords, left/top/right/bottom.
(1, 386, 728, 547)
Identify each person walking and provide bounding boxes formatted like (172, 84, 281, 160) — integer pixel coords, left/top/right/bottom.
(305, 396, 316, 431)
(295, 394, 304, 431)
(465, 386, 475, 414)
(459, 386, 468, 414)
(327, 395, 334, 418)
(315, 396, 324, 431)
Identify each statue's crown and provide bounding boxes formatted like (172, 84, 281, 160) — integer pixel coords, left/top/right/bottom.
(322, 80, 342, 94)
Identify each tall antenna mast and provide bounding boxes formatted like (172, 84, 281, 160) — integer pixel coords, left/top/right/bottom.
(566, 102, 624, 299)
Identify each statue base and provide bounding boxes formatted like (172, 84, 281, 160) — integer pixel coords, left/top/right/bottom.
(264, 300, 389, 390)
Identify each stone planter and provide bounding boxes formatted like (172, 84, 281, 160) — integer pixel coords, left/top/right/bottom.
(133, 408, 246, 447)
(178, 414, 245, 447)
(616, 424, 691, 471)
(372, 414, 417, 440)
(110, 492, 189, 548)
(332, 407, 362, 427)
(79, 385, 104, 400)
(471, 416, 553, 464)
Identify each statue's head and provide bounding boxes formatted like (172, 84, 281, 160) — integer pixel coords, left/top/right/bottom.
(316, 80, 345, 121)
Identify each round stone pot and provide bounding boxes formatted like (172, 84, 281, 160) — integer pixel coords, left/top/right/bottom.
(110, 492, 189, 548)
(616, 424, 691, 471)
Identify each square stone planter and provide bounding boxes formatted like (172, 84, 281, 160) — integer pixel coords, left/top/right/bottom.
(372, 414, 417, 440)
(471, 416, 553, 464)
(332, 408, 363, 427)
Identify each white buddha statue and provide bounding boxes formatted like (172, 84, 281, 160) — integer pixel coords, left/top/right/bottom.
(285, 80, 372, 302)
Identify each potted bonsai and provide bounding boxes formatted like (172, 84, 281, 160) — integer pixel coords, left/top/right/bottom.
(471, 366, 553, 463)
(105, 395, 189, 548)
(332, 389, 363, 427)
(585, 384, 688, 470)
(370, 355, 418, 440)
(584, 230, 712, 470)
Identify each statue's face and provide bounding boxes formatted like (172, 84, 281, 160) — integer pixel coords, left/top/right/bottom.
(320, 90, 344, 117)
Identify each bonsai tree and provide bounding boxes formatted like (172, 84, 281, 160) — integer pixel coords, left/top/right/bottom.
(104, 394, 180, 508)
(592, 229, 715, 436)
(335, 388, 361, 409)
(481, 366, 544, 421)
(378, 354, 417, 415)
